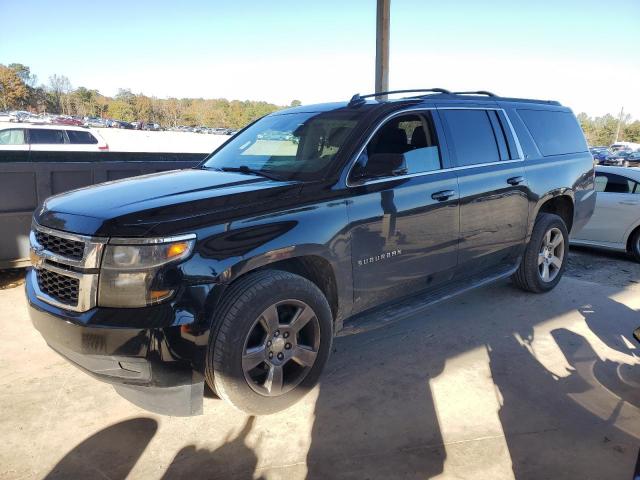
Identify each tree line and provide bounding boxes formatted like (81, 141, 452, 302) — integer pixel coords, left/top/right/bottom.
(577, 113, 640, 146)
(0, 63, 298, 129)
(1, 62, 638, 140)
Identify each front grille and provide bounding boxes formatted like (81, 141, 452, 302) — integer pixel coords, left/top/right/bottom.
(36, 269, 79, 306)
(35, 230, 84, 260)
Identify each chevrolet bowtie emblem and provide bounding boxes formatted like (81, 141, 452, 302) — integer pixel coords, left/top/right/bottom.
(29, 248, 45, 269)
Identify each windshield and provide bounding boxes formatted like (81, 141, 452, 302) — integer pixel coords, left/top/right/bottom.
(202, 110, 361, 180)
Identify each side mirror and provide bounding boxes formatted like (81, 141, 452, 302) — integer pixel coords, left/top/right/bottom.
(355, 153, 407, 181)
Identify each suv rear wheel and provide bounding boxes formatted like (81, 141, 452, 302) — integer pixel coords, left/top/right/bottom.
(512, 213, 569, 293)
(205, 270, 333, 414)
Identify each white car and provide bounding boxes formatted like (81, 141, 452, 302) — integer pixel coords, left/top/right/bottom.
(0, 123, 108, 152)
(571, 166, 640, 261)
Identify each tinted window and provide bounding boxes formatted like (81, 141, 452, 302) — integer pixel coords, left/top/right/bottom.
(352, 112, 441, 180)
(66, 130, 98, 144)
(0, 129, 25, 145)
(441, 109, 501, 166)
(29, 129, 65, 144)
(517, 109, 587, 156)
(595, 173, 637, 194)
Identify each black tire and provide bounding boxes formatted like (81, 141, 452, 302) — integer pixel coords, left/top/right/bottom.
(512, 213, 569, 293)
(205, 270, 333, 415)
(629, 229, 640, 263)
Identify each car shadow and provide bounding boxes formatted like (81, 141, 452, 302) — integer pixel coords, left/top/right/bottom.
(306, 279, 640, 479)
(161, 416, 264, 480)
(44, 417, 158, 480)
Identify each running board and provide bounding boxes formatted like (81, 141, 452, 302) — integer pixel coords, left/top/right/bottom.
(338, 265, 518, 337)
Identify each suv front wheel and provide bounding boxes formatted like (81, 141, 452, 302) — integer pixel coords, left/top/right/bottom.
(512, 213, 569, 293)
(205, 270, 333, 414)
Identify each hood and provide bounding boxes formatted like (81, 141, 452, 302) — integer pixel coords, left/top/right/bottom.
(35, 168, 302, 237)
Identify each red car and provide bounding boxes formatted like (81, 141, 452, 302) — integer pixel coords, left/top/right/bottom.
(52, 116, 84, 127)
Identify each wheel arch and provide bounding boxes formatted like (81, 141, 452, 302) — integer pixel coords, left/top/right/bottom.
(624, 221, 640, 253)
(533, 192, 575, 233)
(210, 245, 351, 331)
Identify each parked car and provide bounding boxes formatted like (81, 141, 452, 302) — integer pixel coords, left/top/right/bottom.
(0, 123, 108, 152)
(601, 149, 633, 167)
(52, 115, 84, 127)
(625, 151, 640, 167)
(572, 166, 640, 261)
(27, 89, 595, 416)
(592, 149, 612, 164)
(83, 117, 108, 128)
(611, 142, 640, 152)
(110, 119, 134, 129)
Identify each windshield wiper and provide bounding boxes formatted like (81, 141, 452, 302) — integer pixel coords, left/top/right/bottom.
(216, 166, 282, 181)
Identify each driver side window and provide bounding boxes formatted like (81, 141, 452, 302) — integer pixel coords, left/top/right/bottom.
(351, 112, 441, 182)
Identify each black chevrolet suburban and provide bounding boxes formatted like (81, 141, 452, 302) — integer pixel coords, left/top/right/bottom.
(26, 89, 596, 415)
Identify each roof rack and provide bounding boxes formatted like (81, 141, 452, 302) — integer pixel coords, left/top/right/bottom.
(452, 90, 497, 97)
(348, 88, 451, 106)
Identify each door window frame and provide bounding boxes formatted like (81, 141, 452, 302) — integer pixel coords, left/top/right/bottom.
(345, 106, 525, 187)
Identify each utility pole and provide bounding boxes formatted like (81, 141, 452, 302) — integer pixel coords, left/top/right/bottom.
(375, 0, 390, 100)
(614, 106, 625, 143)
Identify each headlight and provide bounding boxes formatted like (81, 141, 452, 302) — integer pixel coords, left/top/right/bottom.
(98, 235, 196, 308)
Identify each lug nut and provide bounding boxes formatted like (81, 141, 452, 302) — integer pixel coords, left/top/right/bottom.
(283, 332, 289, 339)
(268, 352, 273, 359)
(285, 343, 291, 350)
(267, 340, 272, 347)
(274, 330, 280, 337)
(277, 352, 284, 360)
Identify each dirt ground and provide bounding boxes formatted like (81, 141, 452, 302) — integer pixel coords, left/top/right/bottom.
(1, 246, 639, 480)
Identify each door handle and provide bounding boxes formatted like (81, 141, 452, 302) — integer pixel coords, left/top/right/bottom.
(431, 190, 456, 201)
(619, 201, 639, 206)
(507, 176, 525, 186)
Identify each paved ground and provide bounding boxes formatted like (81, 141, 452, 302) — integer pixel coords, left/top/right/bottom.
(1, 247, 639, 480)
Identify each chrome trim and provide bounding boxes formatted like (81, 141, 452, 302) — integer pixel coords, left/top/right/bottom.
(108, 233, 197, 245)
(345, 106, 526, 188)
(30, 223, 107, 269)
(29, 222, 107, 312)
(30, 266, 99, 312)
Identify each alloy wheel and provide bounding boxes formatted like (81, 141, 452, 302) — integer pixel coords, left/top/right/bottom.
(242, 299, 321, 396)
(538, 227, 565, 282)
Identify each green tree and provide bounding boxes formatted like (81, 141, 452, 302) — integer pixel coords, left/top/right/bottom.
(0, 64, 29, 110)
(8, 63, 37, 87)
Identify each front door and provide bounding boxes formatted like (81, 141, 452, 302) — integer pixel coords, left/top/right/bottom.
(346, 110, 460, 313)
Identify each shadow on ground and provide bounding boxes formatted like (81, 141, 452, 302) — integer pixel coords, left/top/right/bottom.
(41, 278, 640, 480)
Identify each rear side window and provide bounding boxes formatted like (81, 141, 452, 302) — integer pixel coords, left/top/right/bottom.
(0, 129, 25, 145)
(66, 130, 98, 144)
(29, 129, 65, 144)
(441, 110, 501, 166)
(517, 109, 587, 156)
(595, 173, 638, 194)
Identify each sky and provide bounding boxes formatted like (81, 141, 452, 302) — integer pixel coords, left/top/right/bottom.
(1, 0, 639, 118)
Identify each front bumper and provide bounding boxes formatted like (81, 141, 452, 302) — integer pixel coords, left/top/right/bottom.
(26, 269, 207, 415)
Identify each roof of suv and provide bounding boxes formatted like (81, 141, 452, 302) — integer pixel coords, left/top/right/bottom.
(274, 89, 565, 115)
(0, 123, 93, 132)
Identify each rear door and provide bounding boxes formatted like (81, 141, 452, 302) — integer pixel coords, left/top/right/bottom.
(574, 172, 640, 244)
(27, 128, 68, 152)
(347, 109, 460, 312)
(439, 107, 529, 277)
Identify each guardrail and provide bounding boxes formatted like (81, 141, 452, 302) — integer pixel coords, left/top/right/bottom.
(0, 151, 206, 268)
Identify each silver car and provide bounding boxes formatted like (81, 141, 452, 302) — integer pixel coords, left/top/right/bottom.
(571, 166, 640, 261)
